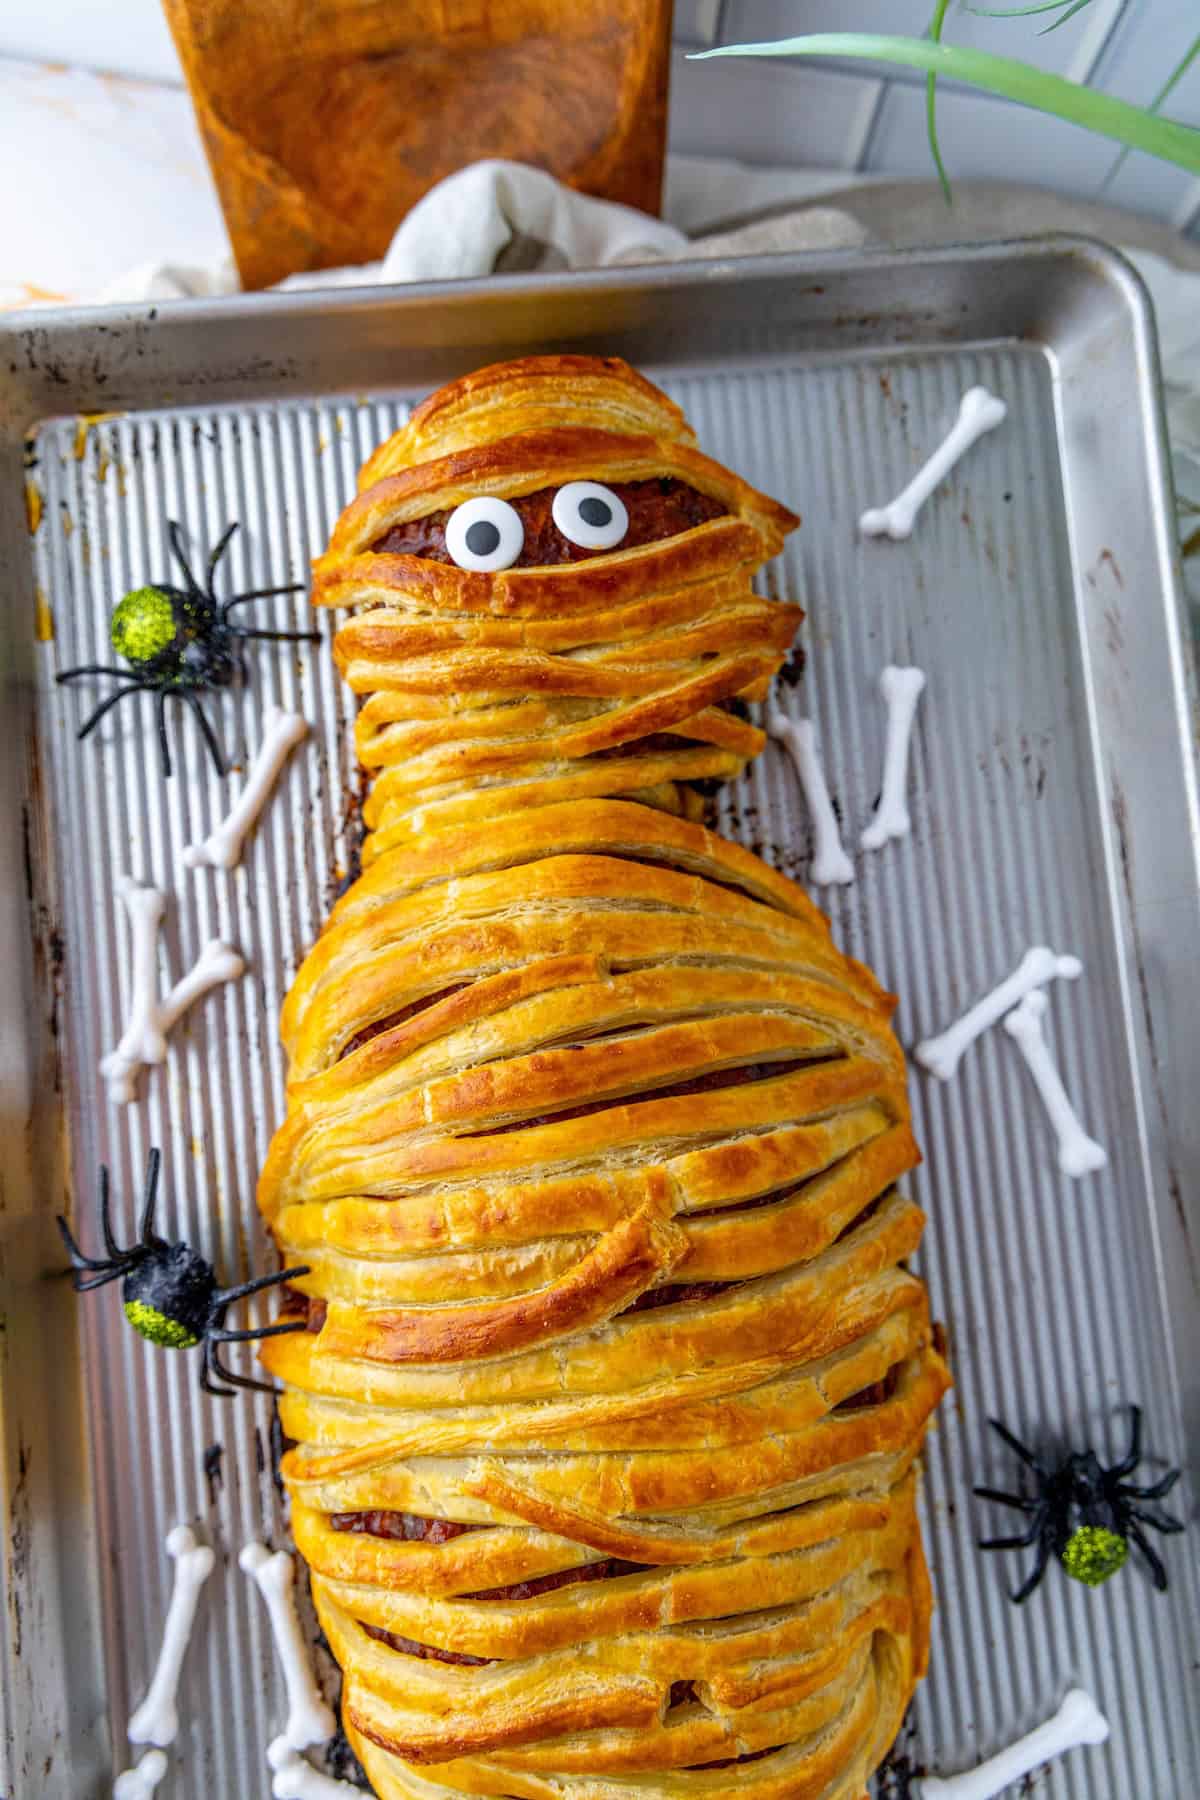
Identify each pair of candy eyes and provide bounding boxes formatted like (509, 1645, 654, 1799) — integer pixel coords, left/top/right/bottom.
(445, 481, 628, 571)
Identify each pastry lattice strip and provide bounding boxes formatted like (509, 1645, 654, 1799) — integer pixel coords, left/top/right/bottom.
(259, 356, 949, 1798)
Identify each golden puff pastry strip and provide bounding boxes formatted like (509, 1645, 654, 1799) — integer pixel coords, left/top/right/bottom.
(259, 354, 948, 1797)
(358, 356, 701, 479)
(313, 361, 799, 864)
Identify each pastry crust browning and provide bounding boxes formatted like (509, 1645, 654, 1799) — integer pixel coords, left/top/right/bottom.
(260, 355, 949, 1798)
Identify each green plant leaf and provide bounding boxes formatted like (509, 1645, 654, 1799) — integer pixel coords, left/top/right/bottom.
(928, 0, 953, 205)
(1103, 29, 1200, 187)
(965, 0, 1093, 15)
(963, 0, 1099, 36)
(1036, 0, 1099, 34)
(690, 35, 1200, 176)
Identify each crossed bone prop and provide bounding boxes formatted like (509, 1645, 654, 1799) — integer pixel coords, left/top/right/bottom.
(1004, 991, 1108, 1177)
(915, 947, 1082, 1083)
(862, 665, 926, 851)
(240, 1543, 337, 1756)
(920, 1688, 1109, 1798)
(101, 876, 244, 1104)
(184, 707, 309, 873)
(127, 1527, 214, 1749)
(916, 946, 1107, 1177)
(113, 1749, 167, 1799)
(766, 710, 854, 886)
(268, 1740, 366, 1800)
(861, 386, 1007, 541)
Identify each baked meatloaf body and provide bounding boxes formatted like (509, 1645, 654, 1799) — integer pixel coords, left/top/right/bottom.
(258, 355, 950, 1799)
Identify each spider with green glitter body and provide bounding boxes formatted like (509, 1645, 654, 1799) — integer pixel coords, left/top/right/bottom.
(975, 1410, 1185, 1601)
(57, 1149, 310, 1397)
(56, 519, 319, 777)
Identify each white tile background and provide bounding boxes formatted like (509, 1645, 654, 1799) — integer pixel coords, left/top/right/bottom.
(675, 0, 1200, 233)
(1, 1, 1198, 297)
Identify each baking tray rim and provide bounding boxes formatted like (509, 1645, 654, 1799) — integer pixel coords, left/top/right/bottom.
(0, 230, 1170, 430)
(1, 232, 1197, 1800)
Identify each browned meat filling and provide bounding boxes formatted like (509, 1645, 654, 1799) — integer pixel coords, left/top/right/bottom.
(360, 1557, 650, 1668)
(330, 1510, 485, 1544)
(460, 1057, 822, 1139)
(620, 1281, 734, 1317)
(687, 1746, 782, 1769)
(363, 1623, 493, 1667)
(834, 1192, 888, 1244)
(465, 1556, 648, 1602)
(372, 478, 726, 567)
(833, 1361, 903, 1413)
(333, 1514, 647, 1597)
(338, 985, 468, 1061)
(304, 1277, 734, 1336)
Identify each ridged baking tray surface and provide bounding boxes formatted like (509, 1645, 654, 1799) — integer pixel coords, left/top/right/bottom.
(0, 240, 1196, 1798)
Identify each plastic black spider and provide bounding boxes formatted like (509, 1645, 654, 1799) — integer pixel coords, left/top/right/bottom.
(56, 1149, 310, 1398)
(975, 1408, 1185, 1602)
(56, 519, 318, 777)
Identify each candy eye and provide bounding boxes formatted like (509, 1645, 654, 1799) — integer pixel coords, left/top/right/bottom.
(444, 497, 525, 571)
(552, 481, 629, 551)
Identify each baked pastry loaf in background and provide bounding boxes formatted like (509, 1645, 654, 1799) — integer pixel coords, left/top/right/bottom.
(258, 356, 950, 1798)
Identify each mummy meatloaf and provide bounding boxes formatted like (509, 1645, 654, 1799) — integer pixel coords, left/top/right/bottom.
(257, 356, 951, 1799)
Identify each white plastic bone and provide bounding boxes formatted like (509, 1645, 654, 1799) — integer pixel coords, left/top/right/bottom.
(766, 709, 854, 886)
(183, 706, 309, 872)
(127, 1527, 214, 1748)
(915, 946, 1082, 1083)
(861, 665, 926, 850)
(860, 386, 1007, 541)
(1004, 990, 1109, 1178)
(113, 1749, 168, 1799)
(241, 1543, 336, 1753)
(268, 1742, 363, 1800)
(106, 878, 168, 1066)
(920, 1688, 1110, 1798)
(100, 876, 244, 1104)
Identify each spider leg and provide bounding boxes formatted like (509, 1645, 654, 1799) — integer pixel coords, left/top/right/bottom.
(205, 1341, 280, 1395)
(986, 1417, 1049, 1478)
(1009, 1534, 1053, 1604)
(200, 1341, 237, 1399)
(98, 1165, 124, 1261)
(981, 1523, 1044, 1550)
(1118, 1467, 1181, 1502)
(221, 583, 305, 612)
(69, 1266, 131, 1292)
(230, 624, 322, 645)
(75, 683, 158, 742)
(180, 691, 227, 777)
(208, 1319, 309, 1345)
(1127, 1521, 1169, 1591)
(1109, 1404, 1144, 1478)
(214, 1264, 311, 1308)
(55, 1211, 116, 1273)
(206, 520, 239, 591)
(167, 520, 206, 600)
(973, 1485, 1038, 1512)
(155, 690, 173, 779)
(139, 1148, 162, 1246)
(56, 665, 143, 684)
(1126, 1503, 1185, 1536)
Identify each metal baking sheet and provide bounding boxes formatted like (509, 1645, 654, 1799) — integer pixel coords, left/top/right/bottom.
(0, 238, 1197, 1800)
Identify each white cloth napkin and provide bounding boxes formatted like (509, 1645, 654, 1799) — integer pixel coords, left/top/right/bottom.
(14, 141, 1200, 608)
(89, 156, 869, 301)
